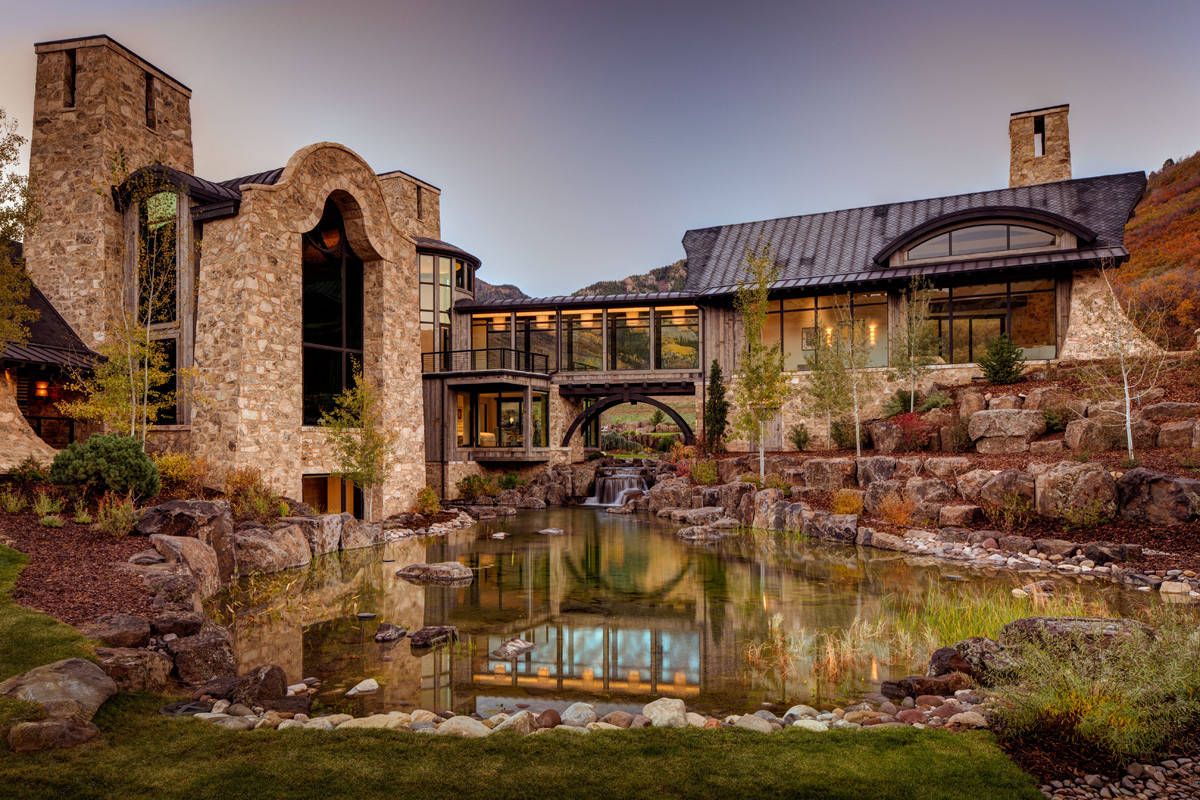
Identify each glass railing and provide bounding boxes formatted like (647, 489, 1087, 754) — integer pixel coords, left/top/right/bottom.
(421, 348, 550, 375)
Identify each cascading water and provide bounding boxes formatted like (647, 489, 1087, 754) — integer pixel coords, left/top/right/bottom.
(584, 467, 648, 507)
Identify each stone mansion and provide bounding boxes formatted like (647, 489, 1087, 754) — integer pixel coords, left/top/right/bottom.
(2, 34, 1150, 519)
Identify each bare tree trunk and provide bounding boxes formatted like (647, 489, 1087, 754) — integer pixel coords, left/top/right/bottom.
(758, 420, 765, 481)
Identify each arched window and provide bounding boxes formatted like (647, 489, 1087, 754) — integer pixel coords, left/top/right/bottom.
(906, 223, 1057, 262)
(302, 199, 364, 425)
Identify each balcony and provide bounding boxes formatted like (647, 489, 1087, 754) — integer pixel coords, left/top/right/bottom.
(421, 348, 550, 376)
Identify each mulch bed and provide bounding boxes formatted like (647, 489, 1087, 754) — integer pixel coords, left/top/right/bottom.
(0, 512, 154, 626)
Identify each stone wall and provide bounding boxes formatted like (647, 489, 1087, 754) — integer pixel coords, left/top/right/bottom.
(24, 37, 194, 350)
(377, 171, 440, 241)
(190, 143, 427, 518)
(1059, 267, 1163, 360)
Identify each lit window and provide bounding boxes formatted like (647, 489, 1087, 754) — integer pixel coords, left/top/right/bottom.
(906, 223, 1058, 262)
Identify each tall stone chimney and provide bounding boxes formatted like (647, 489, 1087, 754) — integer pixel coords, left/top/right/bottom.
(23, 35, 194, 349)
(1009, 104, 1071, 188)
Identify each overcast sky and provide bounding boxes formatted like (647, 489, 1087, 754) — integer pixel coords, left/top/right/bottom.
(2, 0, 1198, 295)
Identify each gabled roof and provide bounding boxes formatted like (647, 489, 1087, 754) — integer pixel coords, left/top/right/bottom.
(1, 276, 96, 371)
(682, 171, 1147, 294)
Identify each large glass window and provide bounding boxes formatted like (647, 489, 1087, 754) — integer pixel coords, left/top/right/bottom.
(654, 306, 699, 369)
(562, 310, 602, 371)
(138, 191, 178, 325)
(907, 223, 1059, 262)
(607, 308, 650, 370)
(764, 293, 888, 369)
(419, 253, 436, 356)
(474, 392, 524, 448)
(302, 200, 364, 424)
(531, 391, 549, 447)
(470, 313, 512, 369)
(928, 280, 1057, 363)
(516, 311, 557, 372)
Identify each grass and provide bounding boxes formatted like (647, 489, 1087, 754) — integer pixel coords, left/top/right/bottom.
(0, 545, 93, 681)
(0, 694, 1041, 800)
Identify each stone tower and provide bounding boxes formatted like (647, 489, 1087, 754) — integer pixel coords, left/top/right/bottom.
(1009, 104, 1071, 188)
(23, 35, 194, 348)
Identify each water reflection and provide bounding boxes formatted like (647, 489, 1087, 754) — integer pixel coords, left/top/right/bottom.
(218, 508, 1146, 717)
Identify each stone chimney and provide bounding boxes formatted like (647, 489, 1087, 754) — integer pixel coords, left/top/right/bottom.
(1009, 104, 1071, 188)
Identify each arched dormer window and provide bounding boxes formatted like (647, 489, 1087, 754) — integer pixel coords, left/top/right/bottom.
(873, 207, 1095, 268)
(905, 222, 1058, 262)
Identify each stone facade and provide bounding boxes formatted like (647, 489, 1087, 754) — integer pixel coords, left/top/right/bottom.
(24, 36, 194, 350)
(1058, 267, 1163, 360)
(191, 143, 427, 516)
(1009, 105, 1070, 188)
(0, 371, 56, 470)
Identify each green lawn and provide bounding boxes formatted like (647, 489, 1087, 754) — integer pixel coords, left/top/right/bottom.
(0, 545, 93, 680)
(0, 695, 1041, 800)
(0, 545, 1041, 800)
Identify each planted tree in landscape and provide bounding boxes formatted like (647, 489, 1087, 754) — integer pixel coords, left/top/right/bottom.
(702, 359, 729, 452)
(61, 156, 184, 442)
(976, 334, 1026, 385)
(0, 108, 38, 349)
(1079, 259, 1168, 464)
(889, 276, 940, 412)
(319, 362, 396, 520)
(833, 299, 880, 458)
(804, 327, 850, 447)
(731, 244, 791, 478)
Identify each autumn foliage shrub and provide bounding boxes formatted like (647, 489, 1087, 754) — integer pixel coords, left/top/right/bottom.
(95, 493, 136, 538)
(690, 459, 719, 486)
(892, 413, 934, 451)
(154, 452, 211, 497)
(225, 467, 282, 522)
(878, 492, 916, 527)
(831, 488, 864, 515)
(414, 486, 441, 516)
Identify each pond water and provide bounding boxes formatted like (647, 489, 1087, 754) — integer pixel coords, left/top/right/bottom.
(216, 507, 1151, 718)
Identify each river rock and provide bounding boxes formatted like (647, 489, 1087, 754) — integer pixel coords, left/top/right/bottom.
(232, 523, 313, 576)
(95, 647, 173, 693)
(880, 672, 973, 701)
(150, 534, 222, 599)
(436, 716, 491, 737)
(600, 710, 635, 728)
(734, 714, 774, 732)
(947, 711, 988, 729)
(410, 626, 458, 649)
(561, 702, 598, 727)
(642, 697, 687, 727)
(0, 658, 117, 721)
(491, 637, 535, 659)
(372, 623, 406, 643)
(346, 678, 379, 697)
(535, 708, 561, 728)
(395, 562, 474, 585)
(492, 710, 538, 735)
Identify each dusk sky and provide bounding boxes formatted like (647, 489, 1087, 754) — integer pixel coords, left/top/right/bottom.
(2, 0, 1198, 295)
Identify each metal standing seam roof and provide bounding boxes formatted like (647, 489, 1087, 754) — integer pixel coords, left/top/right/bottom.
(0, 283, 97, 370)
(456, 290, 700, 313)
(681, 171, 1147, 294)
(414, 237, 482, 266)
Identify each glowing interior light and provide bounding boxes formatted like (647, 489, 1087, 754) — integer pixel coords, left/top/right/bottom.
(34, 381, 50, 398)
(537, 667, 550, 678)
(868, 322, 878, 345)
(494, 664, 507, 675)
(627, 670, 640, 684)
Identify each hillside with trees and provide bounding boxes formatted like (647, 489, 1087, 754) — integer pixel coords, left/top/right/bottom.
(1118, 151, 1200, 350)
(572, 259, 687, 296)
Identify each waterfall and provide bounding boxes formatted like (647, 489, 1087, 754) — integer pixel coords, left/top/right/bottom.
(584, 467, 648, 507)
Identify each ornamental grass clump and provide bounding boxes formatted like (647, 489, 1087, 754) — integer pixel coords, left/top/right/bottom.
(831, 488, 864, 515)
(690, 459, 719, 486)
(0, 488, 26, 514)
(225, 467, 281, 522)
(31, 490, 63, 518)
(94, 493, 137, 538)
(991, 612, 1200, 764)
(414, 486, 441, 516)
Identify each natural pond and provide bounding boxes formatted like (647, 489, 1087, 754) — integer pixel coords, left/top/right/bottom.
(215, 507, 1152, 718)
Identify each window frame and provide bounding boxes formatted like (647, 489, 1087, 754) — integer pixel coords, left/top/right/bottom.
(901, 220, 1062, 265)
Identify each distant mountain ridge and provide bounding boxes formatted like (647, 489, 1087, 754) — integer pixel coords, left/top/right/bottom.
(571, 259, 688, 296)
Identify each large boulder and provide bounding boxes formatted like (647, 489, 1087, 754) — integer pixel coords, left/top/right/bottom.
(642, 697, 687, 728)
(1158, 420, 1198, 449)
(1117, 468, 1200, 526)
(957, 389, 986, 419)
(166, 625, 237, 685)
(856, 456, 898, 487)
(232, 523, 312, 575)
(338, 517, 384, 550)
(395, 562, 474, 585)
(282, 514, 344, 556)
(801, 458, 857, 490)
(1034, 462, 1117, 521)
(967, 409, 1047, 442)
(229, 664, 288, 709)
(802, 511, 858, 544)
(82, 613, 151, 648)
(95, 647, 173, 693)
(1064, 418, 1115, 452)
(0, 658, 116, 721)
(866, 420, 901, 454)
(977, 469, 1036, 508)
(924, 457, 972, 481)
(955, 469, 996, 504)
(646, 476, 691, 514)
(863, 479, 904, 515)
(750, 489, 787, 530)
(716, 482, 756, 515)
(1138, 402, 1200, 425)
(149, 534, 222, 598)
(1024, 387, 1087, 418)
(135, 500, 235, 584)
(903, 477, 956, 522)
